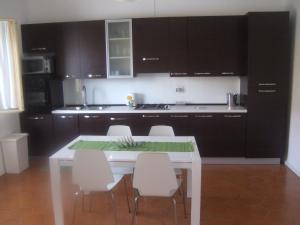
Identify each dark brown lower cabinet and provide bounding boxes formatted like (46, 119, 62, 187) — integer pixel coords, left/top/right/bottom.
(53, 114, 79, 149)
(191, 113, 246, 157)
(79, 114, 107, 135)
(20, 113, 54, 156)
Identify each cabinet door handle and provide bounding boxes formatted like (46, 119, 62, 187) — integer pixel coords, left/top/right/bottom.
(194, 72, 211, 75)
(83, 115, 91, 119)
(88, 74, 104, 78)
(83, 115, 100, 119)
(195, 115, 213, 118)
(28, 116, 44, 120)
(110, 117, 128, 121)
(258, 83, 277, 86)
(60, 115, 74, 119)
(222, 72, 235, 75)
(170, 115, 189, 118)
(65, 74, 77, 79)
(142, 115, 160, 118)
(224, 115, 242, 118)
(258, 90, 277, 93)
(170, 72, 188, 76)
(142, 57, 160, 61)
(31, 47, 47, 51)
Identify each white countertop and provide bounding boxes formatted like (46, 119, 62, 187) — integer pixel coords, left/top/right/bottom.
(52, 105, 247, 114)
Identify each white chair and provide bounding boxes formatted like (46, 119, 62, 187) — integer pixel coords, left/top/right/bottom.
(132, 153, 187, 225)
(148, 125, 175, 136)
(107, 125, 134, 175)
(72, 150, 130, 225)
(107, 125, 132, 136)
(148, 125, 183, 177)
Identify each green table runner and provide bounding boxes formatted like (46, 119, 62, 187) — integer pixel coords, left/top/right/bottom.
(69, 140, 194, 152)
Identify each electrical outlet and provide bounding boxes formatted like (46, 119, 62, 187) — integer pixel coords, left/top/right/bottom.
(176, 87, 185, 93)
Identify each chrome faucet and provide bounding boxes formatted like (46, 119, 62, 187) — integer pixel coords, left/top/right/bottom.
(82, 85, 87, 108)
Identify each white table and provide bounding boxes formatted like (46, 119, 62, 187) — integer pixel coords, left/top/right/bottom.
(49, 135, 202, 225)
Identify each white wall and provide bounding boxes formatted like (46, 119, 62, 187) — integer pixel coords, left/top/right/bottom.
(23, 0, 286, 23)
(284, 0, 300, 177)
(63, 75, 240, 105)
(0, 0, 26, 138)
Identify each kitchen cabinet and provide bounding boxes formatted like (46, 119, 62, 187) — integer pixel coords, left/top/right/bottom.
(20, 113, 54, 156)
(105, 114, 145, 135)
(57, 21, 106, 79)
(245, 12, 290, 159)
(216, 16, 247, 76)
(79, 114, 107, 135)
(169, 17, 189, 77)
(57, 22, 81, 79)
(133, 18, 169, 74)
(53, 114, 79, 148)
(188, 16, 247, 76)
(80, 21, 107, 79)
(106, 19, 133, 78)
(191, 113, 246, 157)
(21, 23, 59, 54)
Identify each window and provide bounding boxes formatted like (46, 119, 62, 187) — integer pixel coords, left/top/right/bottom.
(0, 20, 23, 112)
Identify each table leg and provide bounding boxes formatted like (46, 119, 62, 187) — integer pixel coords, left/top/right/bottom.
(187, 169, 192, 198)
(50, 158, 64, 225)
(191, 160, 201, 225)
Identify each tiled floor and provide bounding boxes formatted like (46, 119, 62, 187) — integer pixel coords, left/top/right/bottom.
(0, 159, 300, 225)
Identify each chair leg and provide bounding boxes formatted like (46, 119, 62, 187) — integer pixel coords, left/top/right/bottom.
(110, 191, 118, 225)
(131, 192, 139, 225)
(72, 192, 79, 225)
(181, 184, 187, 219)
(172, 198, 178, 225)
(123, 177, 131, 213)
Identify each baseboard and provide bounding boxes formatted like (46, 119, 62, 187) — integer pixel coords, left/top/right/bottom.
(202, 157, 280, 165)
(285, 161, 300, 178)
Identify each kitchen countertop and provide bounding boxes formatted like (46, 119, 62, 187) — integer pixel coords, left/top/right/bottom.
(52, 105, 247, 114)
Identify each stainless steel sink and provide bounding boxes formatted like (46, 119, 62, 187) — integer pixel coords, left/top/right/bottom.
(61, 106, 106, 111)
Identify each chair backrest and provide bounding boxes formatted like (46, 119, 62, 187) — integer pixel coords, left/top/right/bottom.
(133, 153, 178, 197)
(148, 125, 175, 136)
(107, 125, 132, 136)
(72, 150, 114, 192)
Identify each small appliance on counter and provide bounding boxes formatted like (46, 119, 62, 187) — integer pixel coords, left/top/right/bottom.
(126, 93, 137, 108)
(227, 93, 246, 108)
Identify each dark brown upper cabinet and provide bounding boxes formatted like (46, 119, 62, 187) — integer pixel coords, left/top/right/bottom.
(57, 21, 106, 79)
(169, 17, 189, 77)
(133, 18, 169, 74)
(21, 23, 59, 54)
(79, 21, 107, 79)
(216, 16, 247, 76)
(56, 22, 81, 79)
(245, 12, 290, 159)
(188, 16, 247, 76)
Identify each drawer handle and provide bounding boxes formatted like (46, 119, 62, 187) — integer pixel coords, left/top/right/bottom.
(60, 115, 73, 119)
(170, 115, 189, 118)
(258, 83, 277, 86)
(83, 115, 100, 119)
(222, 72, 235, 75)
(258, 90, 277, 93)
(224, 115, 242, 118)
(170, 72, 188, 76)
(195, 115, 213, 118)
(83, 115, 91, 119)
(110, 117, 128, 121)
(142, 115, 160, 118)
(88, 74, 104, 78)
(31, 47, 47, 51)
(28, 116, 44, 120)
(65, 74, 77, 79)
(194, 72, 211, 75)
(142, 57, 160, 61)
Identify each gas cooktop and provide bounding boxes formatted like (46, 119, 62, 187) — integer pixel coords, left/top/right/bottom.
(135, 104, 170, 110)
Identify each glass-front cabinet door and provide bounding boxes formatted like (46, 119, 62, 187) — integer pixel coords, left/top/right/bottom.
(106, 19, 133, 78)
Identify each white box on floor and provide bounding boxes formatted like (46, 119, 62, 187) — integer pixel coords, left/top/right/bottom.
(0, 133, 29, 174)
